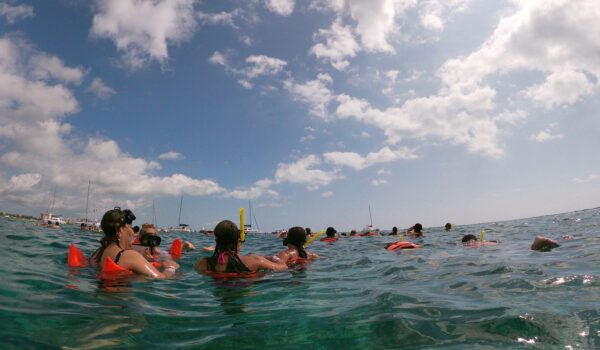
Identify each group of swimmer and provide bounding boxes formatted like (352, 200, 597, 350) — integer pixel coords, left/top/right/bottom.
(76, 207, 569, 280)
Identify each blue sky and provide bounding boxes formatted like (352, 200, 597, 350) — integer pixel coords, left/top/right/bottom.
(0, 0, 599, 232)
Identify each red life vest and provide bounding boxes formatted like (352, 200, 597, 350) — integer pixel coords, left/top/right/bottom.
(386, 241, 421, 250)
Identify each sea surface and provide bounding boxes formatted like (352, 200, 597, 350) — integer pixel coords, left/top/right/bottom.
(0, 209, 599, 349)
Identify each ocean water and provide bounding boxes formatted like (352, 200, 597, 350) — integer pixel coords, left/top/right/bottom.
(0, 209, 599, 349)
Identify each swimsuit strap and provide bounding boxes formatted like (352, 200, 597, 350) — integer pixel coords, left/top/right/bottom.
(114, 249, 125, 264)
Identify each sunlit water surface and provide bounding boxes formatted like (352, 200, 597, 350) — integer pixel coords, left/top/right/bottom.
(1, 209, 599, 349)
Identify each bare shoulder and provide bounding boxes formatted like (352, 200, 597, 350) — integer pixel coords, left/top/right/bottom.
(195, 257, 208, 274)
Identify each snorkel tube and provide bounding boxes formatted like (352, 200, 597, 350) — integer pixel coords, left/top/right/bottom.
(239, 207, 245, 246)
(479, 229, 485, 242)
(304, 230, 325, 247)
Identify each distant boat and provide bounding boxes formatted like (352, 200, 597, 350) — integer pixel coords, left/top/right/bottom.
(360, 205, 379, 235)
(40, 212, 67, 225)
(169, 194, 193, 233)
(244, 200, 259, 233)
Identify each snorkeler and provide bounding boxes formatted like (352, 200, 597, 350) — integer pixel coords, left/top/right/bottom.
(91, 208, 178, 278)
(271, 226, 319, 265)
(530, 236, 560, 251)
(461, 234, 498, 247)
(320, 226, 338, 242)
(445, 223, 452, 231)
(407, 223, 424, 237)
(388, 226, 399, 235)
(132, 223, 195, 265)
(195, 220, 288, 276)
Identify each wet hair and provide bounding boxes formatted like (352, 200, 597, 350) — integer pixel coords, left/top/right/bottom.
(392, 226, 398, 234)
(133, 225, 140, 234)
(283, 226, 308, 259)
(445, 223, 452, 231)
(305, 227, 311, 235)
(326, 226, 337, 237)
(207, 220, 250, 273)
(413, 223, 423, 233)
(94, 208, 136, 263)
(462, 234, 477, 243)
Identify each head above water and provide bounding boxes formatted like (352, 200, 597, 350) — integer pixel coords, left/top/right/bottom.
(326, 226, 337, 237)
(413, 223, 423, 233)
(392, 226, 398, 234)
(100, 207, 136, 236)
(284, 226, 307, 247)
(305, 227, 311, 235)
(462, 234, 477, 243)
(214, 220, 241, 251)
(445, 223, 452, 231)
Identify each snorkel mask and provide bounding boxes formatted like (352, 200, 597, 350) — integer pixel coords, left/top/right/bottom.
(139, 235, 162, 247)
(113, 207, 136, 225)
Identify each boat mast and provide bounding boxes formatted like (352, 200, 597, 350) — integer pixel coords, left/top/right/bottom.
(85, 180, 91, 223)
(248, 200, 252, 227)
(48, 186, 57, 213)
(369, 204, 373, 227)
(178, 194, 183, 226)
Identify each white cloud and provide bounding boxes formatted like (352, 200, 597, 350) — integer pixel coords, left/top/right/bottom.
(90, 0, 197, 70)
(530, 123, 563, 143)
(310, 18, 360, 70)
(0, 173, 41, 193)
(208, 51, 228, 66)
(572, 175, 598, 184)
(285, 73, 334, 119)
(243, 55, 287, 79)
(321, 191, 333, 197)
(0, 35, 224, 213)
(197, 11, 237, 28)
(87, 78, 116, 99)
(523, 70, 595, 109)
(211, 52, 287, 89)
(274, 155, 340, 189)
(300, 134, 316, 143)
(324, 146, 417, 170)
(376, 169, 391, 175)
(158, 151, 184, 160)
(371, 178, 388, 186)
(225, 178, 279, 200)
(264, 0, 295, 16)
(0, 3, 33, 24)
(419, 0, 470, 32)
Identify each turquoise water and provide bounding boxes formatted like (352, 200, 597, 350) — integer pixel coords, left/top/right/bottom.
(0, 209, 599, 349)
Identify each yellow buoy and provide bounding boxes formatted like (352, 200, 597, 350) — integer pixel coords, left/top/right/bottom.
(240, 207, 245, 243)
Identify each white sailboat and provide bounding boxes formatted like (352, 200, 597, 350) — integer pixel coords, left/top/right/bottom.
(361, 204, 379, 235)
(40, 187, 67, 225)
(169, 195, 192, 233)
(244, 200, 259, 234)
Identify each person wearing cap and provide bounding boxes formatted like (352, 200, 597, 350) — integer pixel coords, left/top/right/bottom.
(91, 207, 179, 278)
(407, 223, 424, 238)
(320, 226, 338, 242)
(271, 226, 319, 265)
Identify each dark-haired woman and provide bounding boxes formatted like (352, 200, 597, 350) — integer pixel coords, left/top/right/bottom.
(272, 226, 319, 265)
(91, 208, 178, 278)
(195, 220, 288, 276)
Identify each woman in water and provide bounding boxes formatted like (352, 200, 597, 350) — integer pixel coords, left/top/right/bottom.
(91, 208, 178, 278)
(195, 220, 288, 276)
(134, 223, 196, 260)
(407, 223, 424, 237)
(271, 226, 319, 265)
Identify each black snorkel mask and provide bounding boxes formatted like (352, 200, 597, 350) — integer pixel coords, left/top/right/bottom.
(140, 234, 162, 247)
(114, 207, 136, 225)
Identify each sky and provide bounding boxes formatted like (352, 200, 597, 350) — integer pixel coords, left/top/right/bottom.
(0, 0, 599, 232)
